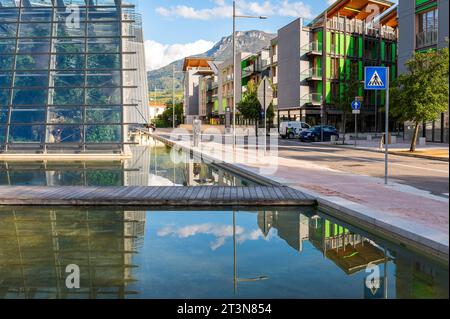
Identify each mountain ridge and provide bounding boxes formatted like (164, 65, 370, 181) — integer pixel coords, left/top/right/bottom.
(147, 30, 276, 96)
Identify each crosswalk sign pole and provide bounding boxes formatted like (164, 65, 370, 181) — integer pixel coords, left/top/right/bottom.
(365, 66, 389, 185)
(385, 68, 390, 185)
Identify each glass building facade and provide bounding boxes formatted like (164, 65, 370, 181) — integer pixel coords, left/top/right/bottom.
(0, 0, 149, 154)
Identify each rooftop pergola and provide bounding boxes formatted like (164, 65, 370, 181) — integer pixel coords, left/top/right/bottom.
(314, 0, 394, 21)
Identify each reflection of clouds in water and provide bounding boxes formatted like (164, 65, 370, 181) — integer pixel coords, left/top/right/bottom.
(157, 224, 272, 250)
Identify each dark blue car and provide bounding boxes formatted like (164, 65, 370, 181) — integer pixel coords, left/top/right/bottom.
(299, 125, 339, 142)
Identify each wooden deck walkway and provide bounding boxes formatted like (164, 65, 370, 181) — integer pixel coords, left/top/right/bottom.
(0, 186, 316, 206)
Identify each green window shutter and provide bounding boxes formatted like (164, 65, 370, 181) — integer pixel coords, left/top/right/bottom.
(358, 37, 363, 58)
(326, 81, 331, 103)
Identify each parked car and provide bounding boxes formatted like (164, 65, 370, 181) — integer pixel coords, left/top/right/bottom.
(280, 121, 311, 139)
(299, 125, 339, 142)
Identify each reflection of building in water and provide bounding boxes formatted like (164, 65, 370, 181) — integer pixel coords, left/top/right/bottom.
(258, 211, 309, 252)
(393, 252, 449, 299)
(258, 211, 386, 274)
(0, 208, 146, 299)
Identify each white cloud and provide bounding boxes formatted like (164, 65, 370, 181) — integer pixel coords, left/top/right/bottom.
(157, 223, 269, 250)
(145, 39, 214, 71)
(327, 0, 337, 5)
(156, 0, 315, 20)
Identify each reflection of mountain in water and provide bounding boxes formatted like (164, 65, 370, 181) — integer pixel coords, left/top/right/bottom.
(0, 207, 146, 299)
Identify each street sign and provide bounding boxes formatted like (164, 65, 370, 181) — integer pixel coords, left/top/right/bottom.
(365, 66, 390, 185)
(365, 67, 387, 90)
(351, 100, 361, 111)
(352, 109, 360, 114)
(257, 77, 273, 110)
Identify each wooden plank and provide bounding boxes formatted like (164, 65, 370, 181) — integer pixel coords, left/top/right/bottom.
(0, 186, 315, 206)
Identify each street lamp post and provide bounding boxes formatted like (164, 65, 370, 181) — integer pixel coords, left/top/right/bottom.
(232, 1, 267, 145)
(172, 65, 183, 129)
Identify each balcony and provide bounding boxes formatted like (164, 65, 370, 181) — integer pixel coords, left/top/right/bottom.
(300, 93, 322, 107)
(272, 54, 278, 64)
(300, 41, 322, 56)
(300, 67, 322, 82)
(416, 30, 438, 49)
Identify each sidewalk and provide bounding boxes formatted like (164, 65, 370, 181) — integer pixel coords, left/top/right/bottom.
(152, 132, 449, 260)
(324, 138, 449, 161)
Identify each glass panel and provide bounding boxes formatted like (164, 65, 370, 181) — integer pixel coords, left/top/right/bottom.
(86, 125, 121, 143)
(87, 22, 119, 37)
(0, 125, 5, 144)
(51, 71, 85, 87)
(0, 23, 16, 38)
(86, 106, 121, 123)
(50, 88, 84, 105)
(87, 54, 120, 69)
(17, 39, 50, 54)
(48, 107, 83, 124)
(55, 54, 85, 70)
(87, 38, 120, 53)
(57, 22, 86, 37)
(0, 56, 14, 70)
(14, 71, 48, 87)
(47, 125, 82, 143)
(0, 39, 15, 53)
(10, 108, 46, 123)
(15, 54, 50, 70)
(0, 108, 8, 123)
(19, 23, 51, 37)
(53, 39, 85, 53)
(0, 90, 10, 106)
(0, 73, 12, 88)
(86, 88, 120, 105)
(12, 89, 47, 105)
(86, 70, 120, 87)
(0, 8, 19, 22)
(20, 9, 53, 22)
(9, 125, 45, 143)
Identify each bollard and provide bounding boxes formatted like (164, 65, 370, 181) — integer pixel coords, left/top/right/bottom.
(330, 135, 337, 142)
(419, 137, 427, 146)
(193, 118, 201, 147)
(391, 136, 397, 144)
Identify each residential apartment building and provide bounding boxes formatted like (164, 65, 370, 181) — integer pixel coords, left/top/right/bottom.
(183, 57, 214, 124)
(241, 49, 270, 94)
(0, 0, 149, 155)
(269, 38, 278, 112)
(398, 0, 449, 143)
(275, 0, 398, 133)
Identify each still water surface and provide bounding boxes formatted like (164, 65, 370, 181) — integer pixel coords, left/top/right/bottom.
(0, 206, 447, 299)
(0, 143, 256, 187)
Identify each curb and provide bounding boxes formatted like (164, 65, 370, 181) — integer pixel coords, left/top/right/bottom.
(316, 142, 449, 162)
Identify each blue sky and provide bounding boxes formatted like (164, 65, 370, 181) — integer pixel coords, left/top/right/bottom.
(137, 0, 396, 71)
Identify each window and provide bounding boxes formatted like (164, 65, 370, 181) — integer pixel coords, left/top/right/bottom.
(419, 9, 438, 34)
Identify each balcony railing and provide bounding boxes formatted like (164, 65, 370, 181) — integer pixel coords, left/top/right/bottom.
(300, 67, 322, 81)
(300, 93, 322, 106)
(416, 30, 438, 49)
(300, 41, 323, 56)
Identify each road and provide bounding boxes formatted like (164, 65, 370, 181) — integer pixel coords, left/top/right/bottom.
(276, 139, 449, 198)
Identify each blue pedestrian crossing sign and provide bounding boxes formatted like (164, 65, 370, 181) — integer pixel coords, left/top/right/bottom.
(365, 67, 387, 90)
(351, 100, 361, 110)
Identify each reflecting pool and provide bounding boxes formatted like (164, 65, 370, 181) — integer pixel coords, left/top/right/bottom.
(0, 206, 447, 299)
(0, 142, 256, 187)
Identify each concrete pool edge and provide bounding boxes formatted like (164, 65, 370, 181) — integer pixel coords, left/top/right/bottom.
(150, 132, 449, 262)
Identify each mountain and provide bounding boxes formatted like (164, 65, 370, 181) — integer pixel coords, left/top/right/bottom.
(147, 30, 276, 97)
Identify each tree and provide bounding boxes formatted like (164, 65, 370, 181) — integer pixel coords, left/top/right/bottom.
(156, 101, 184, 128)
(390, 47, 449, 151)
(336, 62, 360, 144)
(237, 79, 262, 135)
